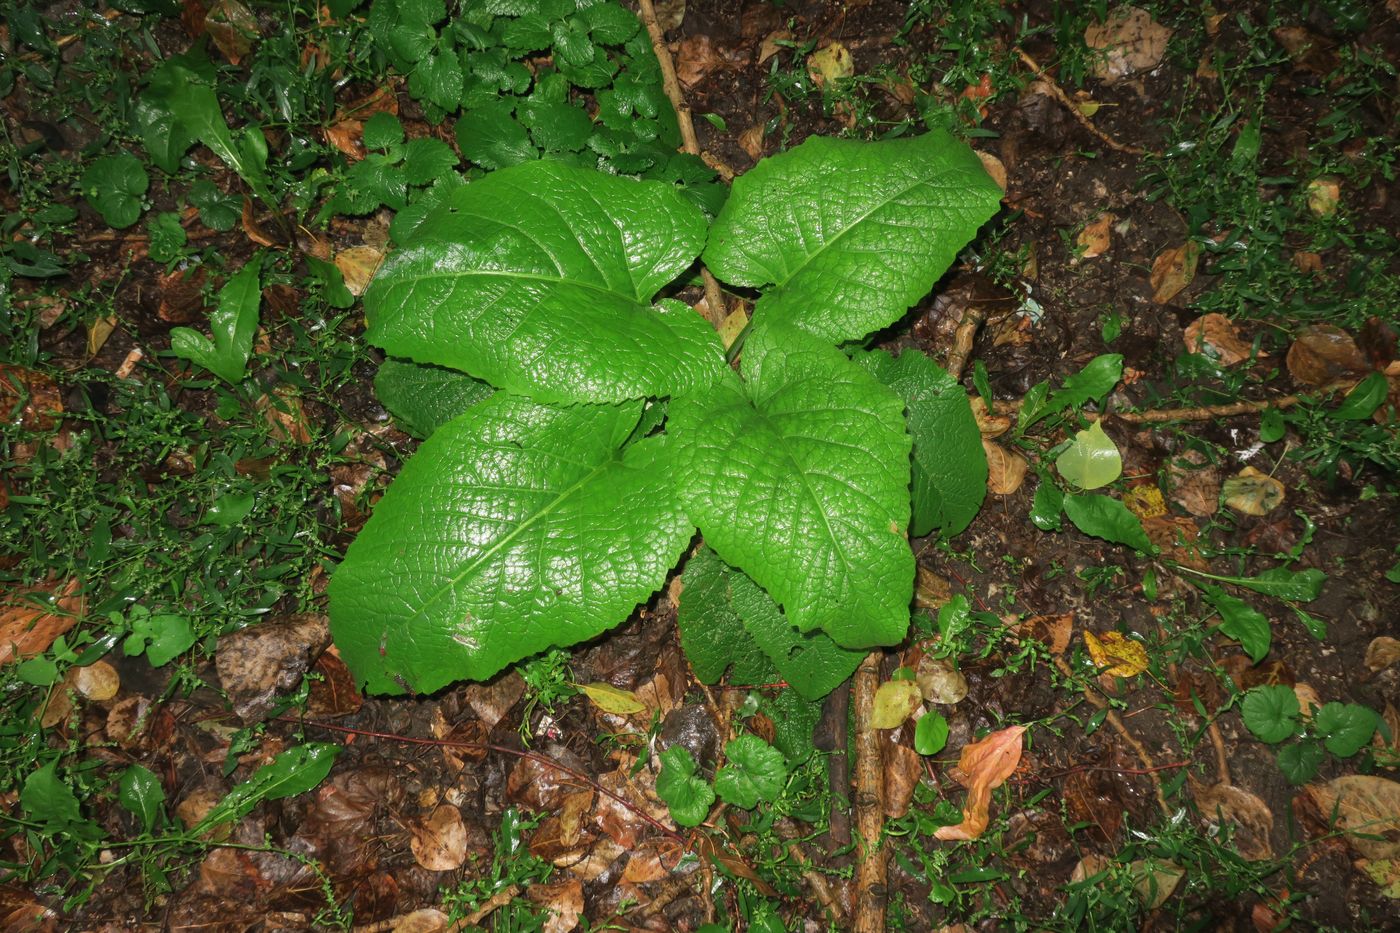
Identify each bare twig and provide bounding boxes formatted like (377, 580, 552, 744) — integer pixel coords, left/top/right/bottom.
(636, 0, 727, 327)
(993, 379, 1357, 424)
(852, 652, 887, 933)
(1015, 49, 1150, 157)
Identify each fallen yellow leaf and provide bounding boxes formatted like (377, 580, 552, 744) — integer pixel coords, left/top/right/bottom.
(1084, 630, 1149, 677)
(577, 682, 647, 716)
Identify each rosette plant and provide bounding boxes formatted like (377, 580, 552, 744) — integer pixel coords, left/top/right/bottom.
(329, 130, 1002, 698)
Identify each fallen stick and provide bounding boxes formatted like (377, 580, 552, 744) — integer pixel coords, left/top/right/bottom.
(636, 0, 727, 328)
(852, 652, 887, 933)
(1015, 49, 1150, 157)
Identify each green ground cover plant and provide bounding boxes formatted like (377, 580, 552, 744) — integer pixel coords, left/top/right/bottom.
(329, 129, 1001, 696)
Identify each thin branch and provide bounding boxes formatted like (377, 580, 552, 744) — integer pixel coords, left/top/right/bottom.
(1015, 49, 1150, 157)
(636, 0, 727, 328)
(851, 652, 887, 933)
(993, 379, 1357, 424)
(945, 305, 986, 382)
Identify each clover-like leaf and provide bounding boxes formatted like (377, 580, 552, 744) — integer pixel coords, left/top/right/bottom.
(328, 395, 694, 694)
(81, 152, 149, 229)
(704, 131, 1002, 343)
(364, 159, 725, 404)
(714, 735, 787, 809)
(1314, 702, 1378, 758)
(656, 745, 715, 828)
(671, 323, 913, 649)
(1241, 685, 1300, 744)
(853, 348, 986, 537)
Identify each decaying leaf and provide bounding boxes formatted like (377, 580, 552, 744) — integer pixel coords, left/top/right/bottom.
(1304, 776, 1400, 860)
(388, 909, 450, 933)
(916, 656, 969, 705)
(1130, 858, 1184, 908)
(1184, 313, 1260, 366)
(1286, 324, 1369, 387)
(1076, 213, 1116, 261)
(935, 725, 1026, 841)
(1366, 637, 1400, 674)
(1306, 177, 1341, 217)
(1018, 613, 1072, 655)
(871, 679, 923, 729)
(1084, 6, 1172, 82)
(215, 613, 330, 722)
(0, 364, 63, 433)
(807, 41, 853, 89)
(1122, 485, 1167, 519)
(205, 0, 260, 64)
(1167, 453, 1221, 517)
(578, 682, 647, 716)
(1084, 631, 1149, 678)
(71, 661, 120, 702)
(410, 804, 468, 871)
(717, 307, 749, 350)
(1359, 858, 1400, 900)
(1222, 466, 1285, 516)
(1193, 780, 1274, 861)
(334, 245, 385, 297)
(0, 579, 84, 665)
(1150, 241, 1200, 304)
(914, 566, 953, 610)
(983, 439, 1028, 495)
(975, 151, 1008, 193)
(885, 742, 923, 819)
(525, 878, 584, 933)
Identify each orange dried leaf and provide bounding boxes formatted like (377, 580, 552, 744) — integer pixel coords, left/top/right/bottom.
(1150, 241, 1200, 304)
(1184, 313, 1261, 366)
(935, 725, 1026, 841)
(1076, 213, 1116, 260)
(0, 580, 84, 665)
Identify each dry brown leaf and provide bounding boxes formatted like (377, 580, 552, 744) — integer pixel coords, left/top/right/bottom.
(757, 29, 792, 65)
(241, 197, 278, 247)
(0, 883, 59, 932)
(1184, 313, 1260, 366)
(0, 364, 63, 433)
(1084, 6, 1171, 82)
(969, 396, 1011, 437)
(675, 34, 742, 87)
(1367, 637, 1400, 674)
(411, 804, 468, 871)
(914, 566, 953, 610)
(935, 725, 1026, 841)
(916, 656, 968, 705)
(1376, 704, 1400, 769)
(1019, 613, 1073, 654)
(1292, 251, 1324, 274)
(975, 151, 1007, 193)
(1070, 852, 1112, 883)
(885, 742, 923, 819)
(305, 652, 364, 719)
(1150, 241, 1201, 304)
(983, 439, 1028, 495)
(1131, 858, 1184, 908)
(205, 0, 259, 64)
(1194, 781, 1274, 861)
(334, 245, 385, 297)
(1076, 212, 1116, 261)
(0, 579, 84, 665)
(1294, 683, 1322, 720)
(738, 124, 766, 162)
(1305, 776, 1400, 860)
(390, 909, 450, 933)
(1222, 466, 1285, 516)
(1167, 453, 1221, 517)
(463, 672, 525, 728)
(525, 878, 584, 933)
(1287, 324, 1369, 387)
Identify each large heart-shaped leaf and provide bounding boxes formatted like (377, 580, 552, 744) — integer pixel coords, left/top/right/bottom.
(329, 395, 694, 694)
(373, 356, 494, 439)
(671, 323, 913, 649)
(853, 348, 986, 537)
(704, 131, 1002, 344)
(363, 160, 725, 404)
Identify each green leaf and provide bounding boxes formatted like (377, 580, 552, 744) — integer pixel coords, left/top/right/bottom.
(134, 96, 195, 174)
(1314, 703, 1378, 758)
(21, 761, 84, 830)
(1046, 354, 1123, 414)
(402, 137, 459, 186)
(363, 160, 725, 404)
(1056, 420, 1122, 490)
(852, 349, 986, 537)
(1016, 380, 1051, 434)
(914, 711, 950, 755)
(581, 2, 639, 44)
(1030, 477, 1063, 531)
(676, 548, 780, 688)
(1241, 685, 1299, 744)
(1188, 566, 1326, 602)
(198, 743, 341, 830)
(80, 152, 148, 229)
(328, 395, 694, 694)
(188, 179, 240, 231)
(519, 99, 594, 152)
(124, 610, 196, 667)
(1260, 407, 1285, 443)
(455, 102, 537, 169)
(704, 131, 1002, 344)
(373, 357, 494, 439)
(656, 745, 715, 827)
(305, 255, 355, 310)
(169, 253, 264, 383)
(551, 17, 595, 67)
(1062, 494, 1155, 554)
(118, 764, 165, 834)
(398, 0, 445, 27)
(1276, 743, 1322, 784)
(671, 323, 914, 649)
(146, 211, 187, 264)
(501, 13, 552, 51)
(411, 48, 464, 111)
(362, 112, 405, 151)
(1331, 372, 1387, 421)
(714, 735, 787, 809)
(1201, 584, 1272, 662)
